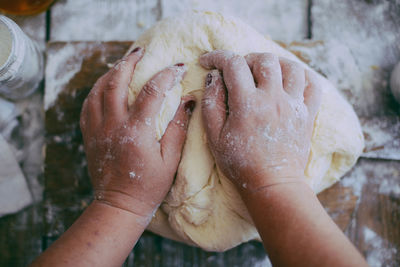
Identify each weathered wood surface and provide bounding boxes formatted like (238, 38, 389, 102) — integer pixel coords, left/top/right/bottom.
(43, 41, 359, 266)
(49, 0, 161, 41)
(343, 158, 400, 266)
(49, 0, 308, 43)
(311, 0, 400, 162)
(311, 0, 400, 117)
(160, 0, 308, 43)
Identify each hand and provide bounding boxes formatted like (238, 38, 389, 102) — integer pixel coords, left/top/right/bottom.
(200, 50, 321, 193)
(80, 47, 195, 220)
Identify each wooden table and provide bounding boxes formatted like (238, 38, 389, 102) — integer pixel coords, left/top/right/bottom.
(1, 0, 399, 266)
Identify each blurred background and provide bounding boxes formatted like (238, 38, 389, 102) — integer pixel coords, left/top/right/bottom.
(0, 0, 399, 266)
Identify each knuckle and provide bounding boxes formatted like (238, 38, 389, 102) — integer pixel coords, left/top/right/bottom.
(106, 79, 120, 91)
(214, 50, 231, 59)
(285, 59, 303, 72)
(262, 52, 275, 58)
(87, 87, 99, 99)
(103, 123, 118, 135)
(94, 73, 109, 87)
(289, 59, 301, 69)
(142, 82, 161, 97)
(305, 69, 317, 81)
(261, 53, 278, 62)
(229, 54, 244, 64)
(86, 99, 95, 111)
(244, 52, 256, 60)
(112, 59, 129, 73)
(87, 94, 100, 108)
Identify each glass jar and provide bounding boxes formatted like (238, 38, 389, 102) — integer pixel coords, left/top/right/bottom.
(0, 15, 43, 100)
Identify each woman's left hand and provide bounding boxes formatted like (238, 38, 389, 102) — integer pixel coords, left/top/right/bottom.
(80, 47, 195, 220)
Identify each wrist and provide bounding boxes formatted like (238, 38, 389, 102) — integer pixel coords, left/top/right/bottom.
(93, 189, 157, 224)
(239, 177, 313, 202)
(230, 166, 306, 190)
(90, 200, 151, 226)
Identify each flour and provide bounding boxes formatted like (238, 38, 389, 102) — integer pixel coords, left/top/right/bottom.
(161, 0, 308, 42)
(44, 43, 86, 110)
(129, 171, 136, 179)
(361, 116, 400, 160)
(342, 158, 400, 201)
(311, 0, 400, 117)
(340, 165, 368, 198)
(261, 125, 276, 142)
(254, 256, 272, 267)
(362, 227, 398, 267)
(378, 178, 400, 196)
(50, 0, 160, 41)
(119, 135, 138, 145)
(144, 117, 151, 126)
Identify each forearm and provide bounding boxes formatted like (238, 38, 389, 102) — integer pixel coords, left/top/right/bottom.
(31, 201, 150, 267)
(242, 182, 367, 267)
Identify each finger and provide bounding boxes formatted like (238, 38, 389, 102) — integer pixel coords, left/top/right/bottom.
(304, 70, 322, 119)
(279, 57, 305, 99)
(160, 96, 196, 166)
(199, 50, 254, 108)
(245, 53, 282, 92)
(201, 70, 227, 145)
(104, 47, 144, 123)
(132, 63, 186, 123)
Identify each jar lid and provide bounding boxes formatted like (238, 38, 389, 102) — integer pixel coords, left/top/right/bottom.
(0, 15, 26, 81)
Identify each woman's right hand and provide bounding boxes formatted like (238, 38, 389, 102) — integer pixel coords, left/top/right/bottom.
(200, 50, 321, 193)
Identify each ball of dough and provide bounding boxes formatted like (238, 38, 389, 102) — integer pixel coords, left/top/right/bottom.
(126, 11, 364, 252)
(390, 62, 400, 104)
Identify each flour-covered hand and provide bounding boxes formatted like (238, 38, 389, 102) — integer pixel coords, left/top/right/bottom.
(200, 50, 321, 193)
(80, 48, 195, 220)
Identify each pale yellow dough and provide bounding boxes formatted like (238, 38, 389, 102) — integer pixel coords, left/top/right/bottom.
(127, 11, 364, 252)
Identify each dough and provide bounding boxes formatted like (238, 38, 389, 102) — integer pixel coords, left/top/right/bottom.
(126, 11, 364, 252)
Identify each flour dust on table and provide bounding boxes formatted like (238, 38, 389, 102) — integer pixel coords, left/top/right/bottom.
(122, 11, 364, 252)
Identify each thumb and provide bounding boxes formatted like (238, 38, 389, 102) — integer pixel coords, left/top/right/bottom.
(160, 96, 196, 166)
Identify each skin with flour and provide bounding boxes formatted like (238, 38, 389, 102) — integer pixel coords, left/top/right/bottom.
(31, 48, 195, 267)
(200, 51, 318, 191)
(200, 50, 367, 266)
(31, 48, 367, 267)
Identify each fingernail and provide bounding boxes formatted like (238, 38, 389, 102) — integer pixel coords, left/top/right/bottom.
(130, 47, 141, 54)
(175, 63, 185, 67)
(205, 73, 213, 87)
(185, 100, 196, 115)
